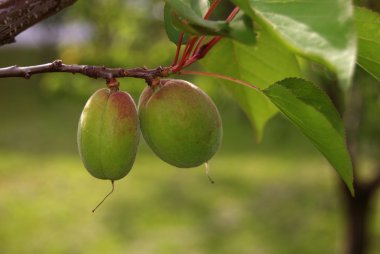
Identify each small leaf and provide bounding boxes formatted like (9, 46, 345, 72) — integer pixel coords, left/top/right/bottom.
(234, 0, 357, 89)
(228, 12, 256, 45)
(355, 7, 380, 82)
(165, 0, 255, 44)
(263, 78, 354, 194)
(201, 28, 301, 140)
(190, 0, 209, 17)
(166, 0, 227, 33)
(164, 3, 188, 45)
(164, 0, 209, 45)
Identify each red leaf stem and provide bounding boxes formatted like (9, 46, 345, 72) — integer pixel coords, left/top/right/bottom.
(179, 69, 259, 91)
(172, 32, 184, 66)
(204, 0, 221, 19)
(226, 6, 240, 21)
(170, 5, 240, 73)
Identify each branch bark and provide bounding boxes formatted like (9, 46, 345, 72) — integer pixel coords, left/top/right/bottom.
(0, 60, 171, 83)
(0, 0, 77, 46)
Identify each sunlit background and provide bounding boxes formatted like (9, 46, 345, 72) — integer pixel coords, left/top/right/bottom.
(0, 1, 379, 253)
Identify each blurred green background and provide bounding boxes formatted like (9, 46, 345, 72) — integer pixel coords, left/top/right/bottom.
(0, 1, 379, 254)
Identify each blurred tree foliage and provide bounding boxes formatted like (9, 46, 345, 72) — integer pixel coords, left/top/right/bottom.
(41, 0, 176, 99)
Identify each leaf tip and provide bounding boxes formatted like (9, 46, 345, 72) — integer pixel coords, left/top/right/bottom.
(348, 183, 355, 197)
(347, 178, 355, 197)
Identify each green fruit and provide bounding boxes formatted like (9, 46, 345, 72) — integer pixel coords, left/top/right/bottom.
(138, 79, 222, 168)
(78, 88, 140, 180)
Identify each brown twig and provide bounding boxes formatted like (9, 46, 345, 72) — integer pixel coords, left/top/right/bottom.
(0, 60, 171, 84)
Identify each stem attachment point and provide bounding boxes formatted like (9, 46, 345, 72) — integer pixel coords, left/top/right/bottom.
(106, 78, 119, 92)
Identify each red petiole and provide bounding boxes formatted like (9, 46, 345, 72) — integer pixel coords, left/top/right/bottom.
(204, 0, 221, 19)
(168, 5, 258, 96)
(177, 36, 198, 69)
(170, 5, 240, 73)
(191, 36, 206, 57)
(172, 0, 221, 67)
(179, 70, 260, 91)
(172, 32, 184, 66)
(188, 0, 221, 60)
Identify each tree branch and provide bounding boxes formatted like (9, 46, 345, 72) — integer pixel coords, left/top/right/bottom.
(0, 60, 171, 83)
(0, 0, 77, 46)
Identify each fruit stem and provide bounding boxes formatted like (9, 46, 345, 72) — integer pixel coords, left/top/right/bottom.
(106, 78, 119, 92)
(178, 70, 260, 91)
(92, 180, 115, 213)
(205, 162, 215, 184)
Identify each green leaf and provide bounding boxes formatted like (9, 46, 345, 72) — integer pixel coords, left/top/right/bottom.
(201, 29, 301, 140)
(228, 12, 256, 45)
(190, 0, 209, 17)
(355, 7, 380, 82)
(166, 0, 227, 33)
(234, 0, 357, 89)
(263, 78, 354, 194)
(164, 3, 188, 45)
(164, 0, 209, 45)
(165, 0, 255, 44)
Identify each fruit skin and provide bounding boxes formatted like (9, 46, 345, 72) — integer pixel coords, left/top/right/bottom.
(77, 88, 140, 180)
(138, 79, 222, 168)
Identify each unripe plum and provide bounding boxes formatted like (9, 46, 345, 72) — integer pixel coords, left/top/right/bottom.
(77, 88, 140, 180)
(138, 79, 222, 168)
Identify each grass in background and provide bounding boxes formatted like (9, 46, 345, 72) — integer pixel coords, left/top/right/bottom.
(0, 151, 346, 254)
